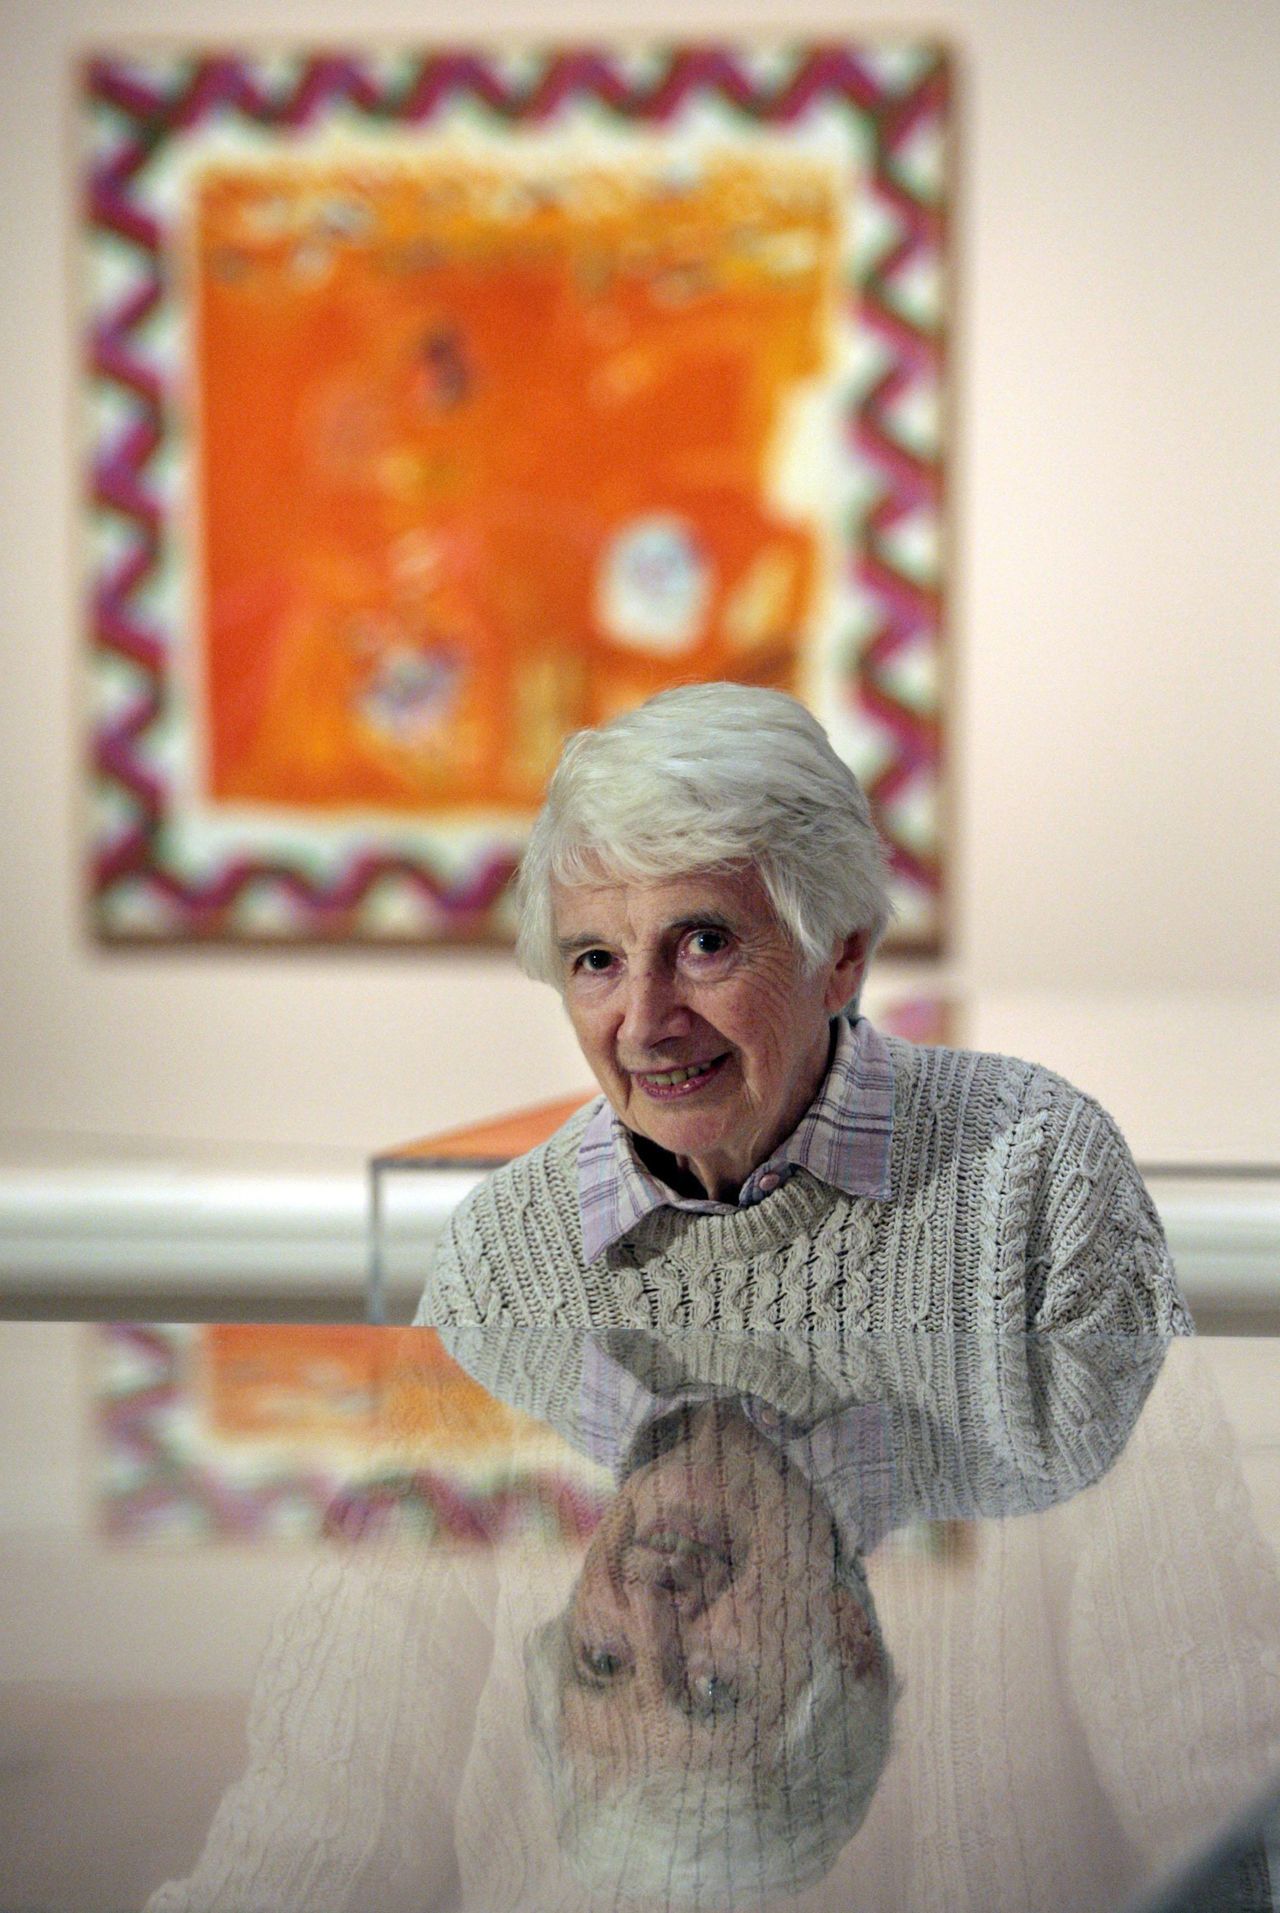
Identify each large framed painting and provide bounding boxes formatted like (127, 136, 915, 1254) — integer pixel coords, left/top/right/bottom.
(81, 44, 950, 946)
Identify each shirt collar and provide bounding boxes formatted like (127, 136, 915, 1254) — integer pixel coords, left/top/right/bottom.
(577, 1014, 895, 1262)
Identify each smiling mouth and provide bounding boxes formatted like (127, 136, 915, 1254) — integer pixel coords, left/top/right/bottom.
(635, 1522, 732, 1563)
(632, 1055, 729, 1099)
(631, 1523, 735, 1596)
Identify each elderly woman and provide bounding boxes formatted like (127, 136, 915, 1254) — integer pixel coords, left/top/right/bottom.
(417, 683, 1190, 1334)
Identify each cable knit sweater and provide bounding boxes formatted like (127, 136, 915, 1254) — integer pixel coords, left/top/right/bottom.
(416, 1036, 1192, 1335)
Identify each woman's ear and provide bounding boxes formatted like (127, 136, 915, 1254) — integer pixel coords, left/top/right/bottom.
(823, 930, 867, 1014)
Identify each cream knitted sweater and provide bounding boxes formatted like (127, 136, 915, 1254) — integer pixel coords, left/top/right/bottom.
(416, 1035, 1191, 1335)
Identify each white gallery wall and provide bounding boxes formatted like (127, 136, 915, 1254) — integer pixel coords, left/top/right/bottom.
(0, 0, 1277, 1157)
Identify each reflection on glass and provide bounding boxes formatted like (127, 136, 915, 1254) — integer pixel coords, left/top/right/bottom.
(78, 1324, 1277, 1913)
(525, 1398, 895, 1901)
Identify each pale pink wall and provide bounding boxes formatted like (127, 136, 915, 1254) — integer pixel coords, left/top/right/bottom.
(0, 0, 1276, 1152)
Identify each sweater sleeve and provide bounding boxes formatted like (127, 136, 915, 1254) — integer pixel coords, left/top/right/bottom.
(414, 1184, 494, 1327)
(413, 1112, 595, 1327)
(1024, 1076, 1193, 1337)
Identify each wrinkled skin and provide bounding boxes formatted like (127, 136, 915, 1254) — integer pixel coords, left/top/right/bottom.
(559, 1402, 882, 1780)
(553, 868, 864, 1200)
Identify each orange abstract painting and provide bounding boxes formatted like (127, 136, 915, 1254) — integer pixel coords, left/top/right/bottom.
(195, 156, 840, 812)
(200, 1323, 546, 1458)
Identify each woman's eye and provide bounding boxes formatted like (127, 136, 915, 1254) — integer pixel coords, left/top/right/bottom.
(577, 1644, 627, 1684)
(574, 949, 615, 974)
(685, 929, 729, 960)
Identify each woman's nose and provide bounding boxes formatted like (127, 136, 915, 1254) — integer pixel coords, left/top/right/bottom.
(619, 967, 690, 1051)
(618, 1569, 687, 1675)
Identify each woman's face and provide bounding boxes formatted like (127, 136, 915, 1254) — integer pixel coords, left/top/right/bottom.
(552, 868, 863, 1199)
(557, 1403, 880, 1780)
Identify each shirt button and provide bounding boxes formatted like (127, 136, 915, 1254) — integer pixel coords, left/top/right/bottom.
(758, 1172, 781, 1194)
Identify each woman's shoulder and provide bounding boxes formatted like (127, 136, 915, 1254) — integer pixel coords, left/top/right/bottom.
(417, 1099, 603, 1325)
(465, 1094, 603, 1211)
(880, 1030, 1078, 1115)
(878, 1030, 1138, 1173)
(436, 1095, 602, 1257)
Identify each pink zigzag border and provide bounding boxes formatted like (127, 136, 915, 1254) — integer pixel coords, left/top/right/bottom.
(85, 43, 948, 939)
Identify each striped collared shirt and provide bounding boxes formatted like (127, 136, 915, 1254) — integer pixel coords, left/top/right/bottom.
(577, 1013, 895, 1263)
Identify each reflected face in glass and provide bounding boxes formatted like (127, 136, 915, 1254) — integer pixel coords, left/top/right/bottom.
(558, 1403, 881, 1780)
(553, 869, 863, 1200)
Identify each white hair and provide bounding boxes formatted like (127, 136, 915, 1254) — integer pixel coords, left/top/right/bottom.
(515, 684, 893, 1001)
(523, 1554, 896, 1906)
